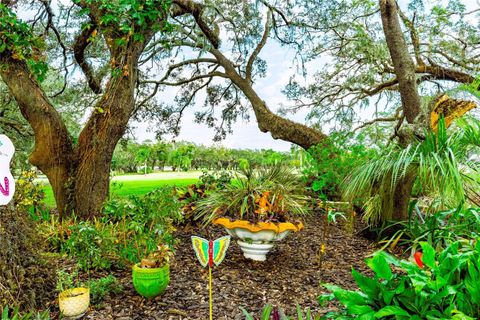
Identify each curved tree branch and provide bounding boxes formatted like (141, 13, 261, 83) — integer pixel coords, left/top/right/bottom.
(172, 0, 220, 48)
(246, 10, 271, 82)
(73, 21, 102, 94)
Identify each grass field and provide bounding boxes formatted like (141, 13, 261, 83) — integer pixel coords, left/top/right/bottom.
(41, 172, 201, 208)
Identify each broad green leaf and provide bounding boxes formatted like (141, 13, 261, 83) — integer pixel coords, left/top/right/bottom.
(382, 289, 396, 305)
(347, 304, 374, 315)
(452, 309, 476, 320)
(367, 254, 393, 280)
(358, 312, 376, 320)
(352, 268, 379, 298)
(420, 242, 436, 268)
(374, 306, 410, 318)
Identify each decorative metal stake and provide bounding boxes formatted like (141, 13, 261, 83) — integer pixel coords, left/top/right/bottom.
(192, 235, 231, 320)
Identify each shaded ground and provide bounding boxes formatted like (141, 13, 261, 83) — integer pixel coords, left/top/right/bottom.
(55, 213, 375, 319)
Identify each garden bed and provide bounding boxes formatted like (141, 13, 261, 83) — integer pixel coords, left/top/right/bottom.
(70, 212, 375, 319)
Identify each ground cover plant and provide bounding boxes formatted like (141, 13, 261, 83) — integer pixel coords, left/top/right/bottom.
(39, 187, 182, 270)
(241, 304, 320, 320)
(320, 240, 480, 319)
(1, 306, 51, 320)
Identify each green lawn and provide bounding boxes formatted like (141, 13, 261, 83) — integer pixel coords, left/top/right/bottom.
(41, 177, 198, 208)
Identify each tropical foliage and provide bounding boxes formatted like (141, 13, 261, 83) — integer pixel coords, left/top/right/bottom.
(320, 241, 480, 319)
(194, 165, 309, 225)
(379, 206, 480, 254)
(344, 118, 480, 225)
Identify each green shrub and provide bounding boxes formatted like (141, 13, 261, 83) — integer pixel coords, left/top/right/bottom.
(61, 221, 115, 270)
(320, 241, 480, 319)
(87, 275, 123, 305)
(379, 206, 480, 253)
(40, 187, 183, 271)
(303, 134, 375, 201)
(55, 268, 80, 293)
(103, 187, 182, 263)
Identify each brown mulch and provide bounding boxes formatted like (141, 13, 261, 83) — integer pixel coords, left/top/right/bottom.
(77, 213, 376, 320)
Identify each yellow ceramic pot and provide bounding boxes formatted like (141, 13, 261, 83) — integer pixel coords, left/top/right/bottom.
(58, 287, 90, 319)
(213, 218, 303, 234)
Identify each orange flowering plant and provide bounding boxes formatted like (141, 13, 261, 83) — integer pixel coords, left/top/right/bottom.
(194, 165, 310, 225)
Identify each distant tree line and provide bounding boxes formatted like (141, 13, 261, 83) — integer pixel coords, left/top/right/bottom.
(111, 140, 300, 173)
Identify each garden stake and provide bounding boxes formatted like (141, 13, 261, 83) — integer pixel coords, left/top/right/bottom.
(192, 235, 231, 320)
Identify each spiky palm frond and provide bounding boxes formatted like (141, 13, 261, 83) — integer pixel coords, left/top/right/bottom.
(344, 117, 480, 225)
(194, 165, 309, 226)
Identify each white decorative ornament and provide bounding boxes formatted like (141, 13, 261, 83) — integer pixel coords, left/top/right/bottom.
(0, 135, 15, 205)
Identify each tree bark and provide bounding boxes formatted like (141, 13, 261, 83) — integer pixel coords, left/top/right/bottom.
(73, 46, 140, 218)
(380, 0, 422, 123)
(0, 56, 76, 217)
(391, 171, 416, 221)
(0, 42, 142, 218)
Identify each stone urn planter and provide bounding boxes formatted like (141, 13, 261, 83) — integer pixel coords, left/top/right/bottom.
(132, 263, 170, 299)
(213, 218, 304, 261)
(58, 287, 90, 319)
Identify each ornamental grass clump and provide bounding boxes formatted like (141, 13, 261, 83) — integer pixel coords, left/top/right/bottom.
(194, 165, 309, 225)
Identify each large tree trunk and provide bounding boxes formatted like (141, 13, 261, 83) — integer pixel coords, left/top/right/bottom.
(0, 56, 77, 217)
(391, 172, 416, 221)
(73, 48, 139, 218)
(378, 0, 477, 221)
(0, 44, 142, 218)
(379, 0, 423, 221)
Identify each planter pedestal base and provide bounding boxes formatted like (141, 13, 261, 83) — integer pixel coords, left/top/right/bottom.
(237, 240, 274, 261)
(212, 218, 304, 261)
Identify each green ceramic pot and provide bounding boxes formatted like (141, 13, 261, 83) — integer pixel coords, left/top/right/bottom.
(132, 263, 170, 298)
